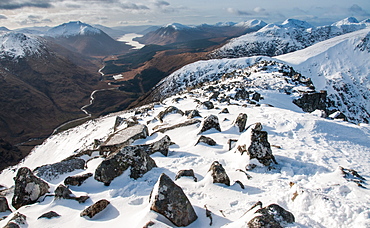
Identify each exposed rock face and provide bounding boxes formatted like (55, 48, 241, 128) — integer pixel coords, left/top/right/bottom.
(208, 161, 230, 186)
(80, 199, 110, 219)
(146, 135, 173, 156)
(235, 113, 248, 132)
(248, 204, 295, 228)
(153, 119, 201, 134)
(150, 173, 198, 227)
(12, 167, 49, 209)
(114, 116, 138, 131)
(293, 91, 327, 112)
(201, 101, 214, 109)
(199, 115, 221, 134)
(195, 136, 216, 146)
(0, 196, 10, 212)
(54, 184, 89, 203)
(185, 109, 201, 119)
(175, 169, 197, 182)
(248, 129, 277, 166)
(64, 173, 93, 186)
(95, 144, 157, 185)
(4, 212, 26, 228)
(99, 124, 149, 155)
(38, 211, 61, 219)
(157, 106, 184, 122)
(33, 158, 85, 181)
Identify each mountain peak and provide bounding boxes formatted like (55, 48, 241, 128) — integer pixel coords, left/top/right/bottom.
(235, 19, 267, 28)
(0, 32, 44, 59)
(164, 23, 191, 30)
(332, 17, 359, 26)
(46, 21, 102, 38)
(281, 18, 312, 29)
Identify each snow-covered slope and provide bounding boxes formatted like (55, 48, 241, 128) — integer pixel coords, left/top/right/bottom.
(46, 21, 102, 38)
(0, 32, 45, 59)
(211, 17, 369, 58)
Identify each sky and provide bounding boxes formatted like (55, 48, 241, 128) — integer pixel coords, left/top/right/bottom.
(0, 0, 369, 29)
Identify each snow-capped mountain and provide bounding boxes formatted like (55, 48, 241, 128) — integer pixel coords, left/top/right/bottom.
(211, 17, 370, 58)
(46, 21, 102, 38)
(0, 32, 46, 59)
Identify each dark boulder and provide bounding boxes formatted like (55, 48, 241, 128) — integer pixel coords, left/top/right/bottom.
(54, 184, 89, 203)
(185, 109, 201, 119)
(114, 116, 138, 131)
(195, 136, 216, 146)
(146, 135, 173, 156)
(3, 212, 26, 228)
(219, 108, 229, 114)
(150, 173, 198, 227)
(64, 173, 93, 186)
(248, 204, 295, 227)
(199, 115, 221, 134)
(175, 169, 197, 182)
(252, 92, 261, 102)
(38, 211, 61, 219)
(12, 167, 49, 209)
(80, 199, 110, 219)
(235, 88, 249, 100)
(0, 197, 10, 212)
(95, 145, 157, 185)
(200, 101, 214, 110)
(157, 106, 184, 122)
(33, 159, 85, 182)
(208, 161, 230, 186)
(235, 113, 248, 132)
(293, 90, 327, 113)
(210, 91, 220, 100)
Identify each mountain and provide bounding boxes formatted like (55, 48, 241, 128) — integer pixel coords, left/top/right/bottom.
(45, 21, 132, 56)
(0, 31, 369, 227)
(211, 17, 369, 58)
(0, 31, 102, 165)
(135, 20, 267, 46)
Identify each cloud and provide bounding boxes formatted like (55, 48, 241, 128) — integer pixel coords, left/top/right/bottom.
(0, 0, 53, 10)
(0, 15, 7, 19)
(254, 7, 266, 13)
(153, 0, 170, 7)
(18, 15, 52, 25)
(119, 2, 149, 10)
(349, 4, 370, 16)
(227, 8, 252, 16)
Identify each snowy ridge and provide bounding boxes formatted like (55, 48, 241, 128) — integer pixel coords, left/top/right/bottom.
(46, 21, 102, 38)
(211, 17, 370, 58)
(164, 23, 193, 30)
(0, 31, 44, 59)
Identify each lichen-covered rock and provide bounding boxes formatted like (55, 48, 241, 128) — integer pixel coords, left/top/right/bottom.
(293, 90, 327, 113)
(248, 204, 295, 228)
(33, 159, 85, 182)
(157, 106, 184, 122)
(64, 173, 93, 186)
(175, 169, 197, 182)
(12, 167, 49, 209)
(248, 129, 277, 166)
(0, 196, 10, 212)
(4, 213, 26, 228)
(195, 136, 216, 146)
(185, 109, 201, 119)
(200, 101, 214, 109)
(38, 211, 61, 219)
(150, 173, 198, 227)
(199, 115, 221, 134)
(208, 161, 230, 186)
(95, 145, 157, 185)
(80, 199, 110, 219)
(153, 119, 201, 134)
(235, 113, 248, 132)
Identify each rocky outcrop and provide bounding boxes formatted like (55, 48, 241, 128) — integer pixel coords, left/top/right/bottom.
(64, 173, 93, 186)
(153, 119, 201, 134)
(114, 116, 138, 131)
(150, 173, 198, 227)
(33, 159, 85, 181)
(157, 106, 184, 122)
(248, 204, 295, 228)
(200, 101, 214, 109)
(195, 136, 216, 146)
(147, 135, 174, 156)
(0, 197, 10, 212)
(208, 161, 230, 186)
(175, 169, 197, 182)
(293, 91, 327, 113)
(38, 211, 61, 219)
(12, 167, 49, 209)
(234, 88, 249, 100)
(95, 144, 157, 186)
(235, 113, 248, 132)
(199, 115, 221, 134)
(80, 199, 110, 219)
(54, 184, 89, 203)
(3, 212, 26, 228)
(251, 92, 261, 102)
(99, 124, 149, 155)
(185, 109, 201, 119)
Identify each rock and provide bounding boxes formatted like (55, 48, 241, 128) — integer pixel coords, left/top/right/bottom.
(234, 88, 249, 100)
(228, 139, 238, 150)
(113, 116, 125, 131)
(33, 159, 85, 182)
(252, 122, 263, 131)
(157, 106, 184, 122)
(153, 119, 201, 134)
(200, 101, 214, 109)
(64, 173, 93, 186)
(199, 115, 221, 134)
(210, 91, 220, 100)
(114, 116, 139, 132)
(150, 173, 198, 227)
(252, 92, 261, 102)
(219, 108, 229, 114)
(329, 111, 347, 121)
(195, 136, 216, 146)
(80, 199, 110, 219)
(248, 204, 295, 227)
(235, 113, 248, 132)
(0, 197, 10, 212)
(12, 167, 49, 209)
(99, 124, 149, 155)
(146, 135, 173, 156)
(340, 166, 366, 187)
(175, 169, 197, 182)
(293, 90, 327, 113)
(4, 213, 26, 228)
(54, 184, 89, 203)
(185, 109, 201, 119)
(235, 180, 245, 189)
(38, 211, 61, 219)
(95, 144, 157, 185)
(208, 161, 230, 186)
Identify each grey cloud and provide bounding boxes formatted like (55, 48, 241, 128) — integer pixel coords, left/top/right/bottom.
(0, 14, 7, 19)
(119, 2, 150, 10)
(18, 15, 52, 25)
(153, 0, 170, 7)
(227, 8, 252, 16)
(0, 0, 53, 10)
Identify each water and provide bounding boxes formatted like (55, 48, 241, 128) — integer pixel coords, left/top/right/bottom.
(117, 33, 145, 49)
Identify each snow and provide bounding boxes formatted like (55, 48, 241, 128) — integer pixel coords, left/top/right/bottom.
(164, 23, 192, 31)
(0, 32, 44, 59)
(46, 21, 102, 38)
